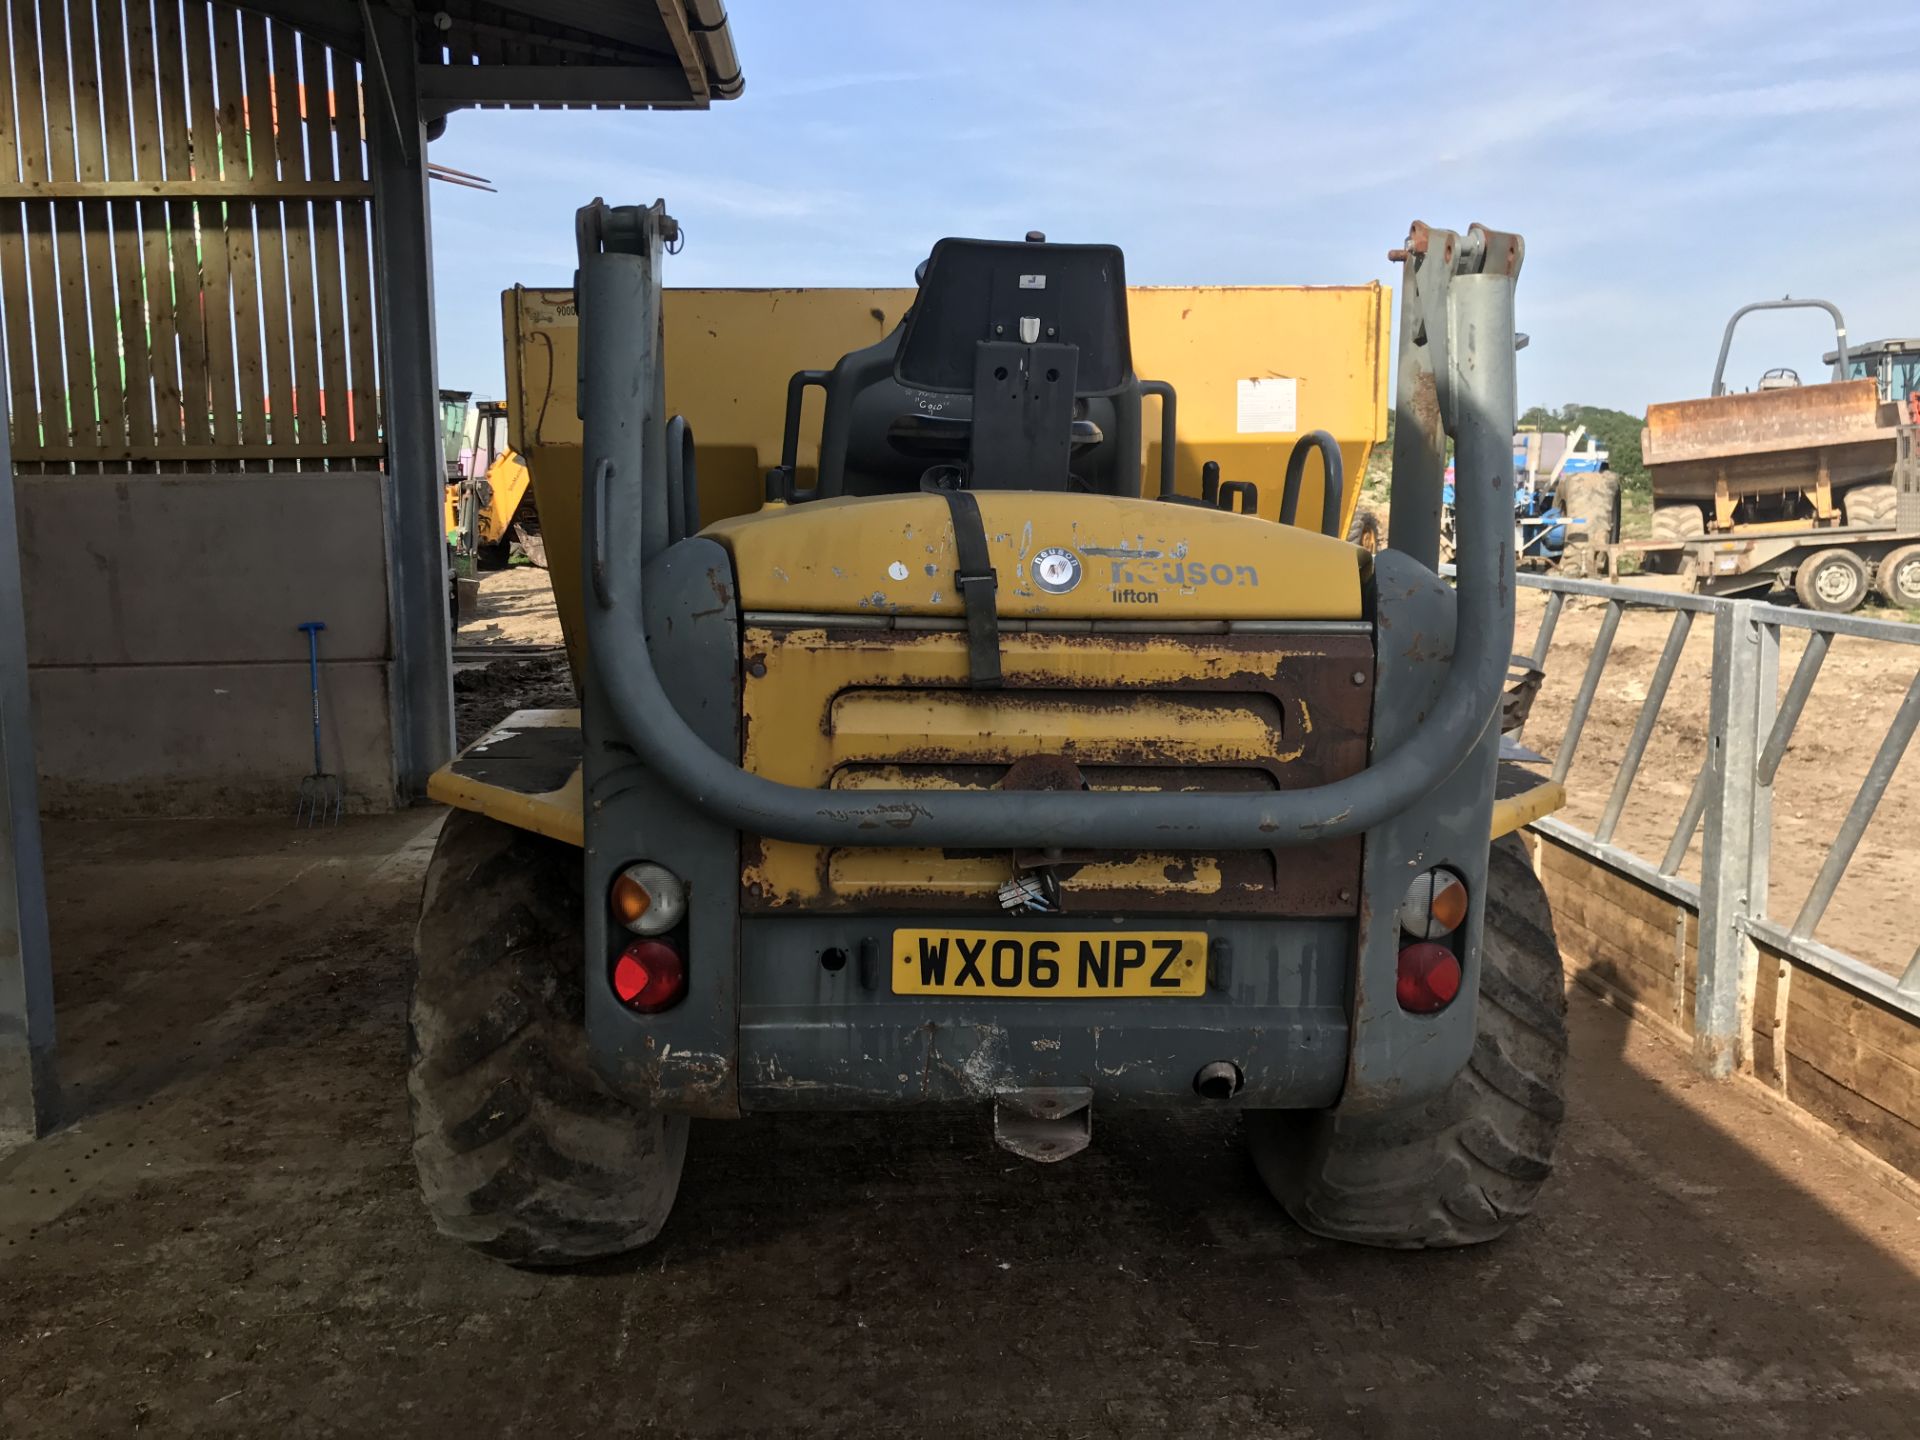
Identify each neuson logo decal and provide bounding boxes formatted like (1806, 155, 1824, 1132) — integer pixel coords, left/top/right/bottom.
(1032, 546, 1082, 594)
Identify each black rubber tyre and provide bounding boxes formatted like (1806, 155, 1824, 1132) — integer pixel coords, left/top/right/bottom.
(1246, 836, 1568, 1248)
(1560, 472, 1620, 545)
(410, 809, 688, 1266)
(1651, 503, 1707, 543)
(1843, 482, 1897, 529)
(1876, 544, 1920, 608)
(1793, 547, 1871, 613)
(1346, 504, 1384, 554)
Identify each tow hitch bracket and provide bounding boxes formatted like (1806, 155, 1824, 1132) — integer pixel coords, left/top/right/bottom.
(993, 1086, 1093, 1163)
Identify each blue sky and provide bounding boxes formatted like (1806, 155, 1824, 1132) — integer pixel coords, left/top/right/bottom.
(426, 1, 1920, 415)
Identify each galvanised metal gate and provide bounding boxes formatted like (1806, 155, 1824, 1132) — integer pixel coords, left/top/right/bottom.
(1516, 572, 1920, 1082)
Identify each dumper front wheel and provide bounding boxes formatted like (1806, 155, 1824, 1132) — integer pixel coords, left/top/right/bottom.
(409, 809, 688, 1266)
(1246, 836, 1567, 1248)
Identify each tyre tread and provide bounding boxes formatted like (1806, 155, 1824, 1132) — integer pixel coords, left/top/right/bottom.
(409, 810, 687, 1267)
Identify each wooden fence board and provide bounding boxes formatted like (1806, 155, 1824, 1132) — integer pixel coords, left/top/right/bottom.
(239, 7, 294, 451)
(2, 0, 382, 472)
(12, 0, 70, 454)
(267, 19, 320, 452)
(126, 1, 183, 450)
(157, 1, 211, 449)
(67, 0, 128, 463)
(211, 5, 265, 446)
(39, 3, 101, 454)
(300, 30, 348, 458)
(0, 4, 42, 445)
(95, 0, 156, 457)
(184, 7, 239, 450)
(332, 45, 377, 443)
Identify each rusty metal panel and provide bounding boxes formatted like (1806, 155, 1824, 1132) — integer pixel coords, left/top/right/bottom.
(738, 625, 1371, 914)
(1644, 379, 1898, 502)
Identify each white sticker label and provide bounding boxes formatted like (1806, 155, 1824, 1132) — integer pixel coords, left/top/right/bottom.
(1236, 377, 1297, 434)
(887, 560, 909, 581)
(1019, 274, 1046, 289)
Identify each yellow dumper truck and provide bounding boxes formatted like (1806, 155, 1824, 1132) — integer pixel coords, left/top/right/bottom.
(415, 204, 1567, 1265)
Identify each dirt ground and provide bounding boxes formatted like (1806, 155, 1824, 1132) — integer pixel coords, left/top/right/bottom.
(455, 564, 567, 650)
(1517, 588, 1920, 978)
(2, 813, 1919, 1438)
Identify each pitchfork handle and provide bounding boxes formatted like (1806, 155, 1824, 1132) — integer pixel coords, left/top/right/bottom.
(298, 621, 326, 775)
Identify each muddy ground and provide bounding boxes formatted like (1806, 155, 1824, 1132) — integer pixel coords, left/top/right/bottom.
(1518, 589, 1920, 978)
(1, 812, 1918, 1438)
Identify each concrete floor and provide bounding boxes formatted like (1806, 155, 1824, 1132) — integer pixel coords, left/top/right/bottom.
(3, 813, 1919, 1438)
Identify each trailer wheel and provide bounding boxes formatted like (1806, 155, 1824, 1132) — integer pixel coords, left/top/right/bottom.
(410, 809, 688, 1266)
(1651, 504, 1706, 543)
(1877, 545, 1920, 608)
(1843, 483, 1897, 529)
(1794, 547, 1870, 613)
(1246, 837, 1567, 1248)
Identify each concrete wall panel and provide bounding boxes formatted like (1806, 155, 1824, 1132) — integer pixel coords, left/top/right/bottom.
(29, 661, 393, 817)
(16, 471, 400, 814)
(16, 472, 390, 666)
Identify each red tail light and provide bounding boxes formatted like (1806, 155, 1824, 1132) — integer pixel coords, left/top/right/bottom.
(611, 939, 687, 1013)
(1396, 942, 1461, 1014)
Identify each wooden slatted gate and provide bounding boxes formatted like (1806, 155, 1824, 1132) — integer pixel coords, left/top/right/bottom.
(0, 0, 380, 472)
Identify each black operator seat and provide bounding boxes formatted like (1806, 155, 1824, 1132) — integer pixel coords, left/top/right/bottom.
(894, 237, 1136, 491)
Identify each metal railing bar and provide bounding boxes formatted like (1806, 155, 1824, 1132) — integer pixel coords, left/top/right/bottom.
(1788, 668, 1920, 940)
(1534, 815, 1703, 908)
(1528, 590, 1566, 668)
(1518, 572, 1726, 614)
(1515, 571, 1920, 648)
(1740, 913, 1920, 1025)
(1756, 629, 1831, 785)
(1550, 600, 1623, 785)
(1901, 948, 1920, 1001)
(1660, 761, 1710, 875)
(1743, 599, 1920, 647)
(1596, 609, 1694, 844)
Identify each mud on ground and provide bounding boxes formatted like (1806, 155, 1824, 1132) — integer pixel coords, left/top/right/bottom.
(2, 814, 1918, 1438)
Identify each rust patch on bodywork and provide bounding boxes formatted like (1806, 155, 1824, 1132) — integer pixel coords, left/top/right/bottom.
(737, 625, 1372, 914)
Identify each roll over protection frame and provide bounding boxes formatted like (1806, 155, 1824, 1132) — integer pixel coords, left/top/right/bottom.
(576, 200, 1521, 850)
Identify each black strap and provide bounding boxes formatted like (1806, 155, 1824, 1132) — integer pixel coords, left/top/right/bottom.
(932, 484, 1002, 688)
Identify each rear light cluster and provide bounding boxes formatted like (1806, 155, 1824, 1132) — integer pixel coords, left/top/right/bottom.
(612, 939, 686, 1013)
(1395, 868, 1467, 1014)
(608, 863, 689, 1014)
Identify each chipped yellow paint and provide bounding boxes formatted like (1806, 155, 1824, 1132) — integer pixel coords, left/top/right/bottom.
(426, 708, 585, 848)
(1491, 780, 1566, 840)
(705, 491, 1361, 621)
(741, 625, 1345, 907)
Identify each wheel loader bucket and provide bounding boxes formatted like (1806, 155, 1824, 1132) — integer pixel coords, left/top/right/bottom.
(1643, 378, 1891, 467)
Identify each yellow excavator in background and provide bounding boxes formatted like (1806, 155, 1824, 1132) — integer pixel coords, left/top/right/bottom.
(443, 396, 545, 569)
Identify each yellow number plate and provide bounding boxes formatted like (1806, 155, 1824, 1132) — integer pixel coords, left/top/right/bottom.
(891, 929, 1208, 997)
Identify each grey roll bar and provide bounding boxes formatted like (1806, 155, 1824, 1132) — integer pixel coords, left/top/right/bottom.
(1711, 298, 1850, 397)
(576, 201, 1520, 850)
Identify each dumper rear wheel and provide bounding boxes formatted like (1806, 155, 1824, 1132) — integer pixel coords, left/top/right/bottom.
(1246, 836, 1567, 1248)
(410, 809, 688, 1266)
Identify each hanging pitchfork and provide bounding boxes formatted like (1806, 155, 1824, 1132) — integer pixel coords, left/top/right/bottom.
(295, 620, 343, 826)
